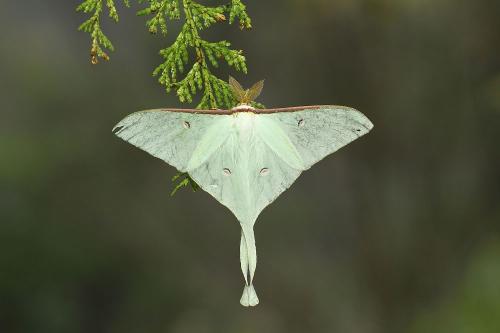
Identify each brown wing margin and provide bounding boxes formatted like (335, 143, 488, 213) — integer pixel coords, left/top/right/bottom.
(154, 105, 355, 115)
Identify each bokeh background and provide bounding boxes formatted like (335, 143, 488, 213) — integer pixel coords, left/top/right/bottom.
(1, 1, 500, 332)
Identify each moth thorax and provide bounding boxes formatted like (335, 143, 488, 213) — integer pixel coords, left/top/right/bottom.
(234, 112, 256, 134)
(231, 104, 255, 112)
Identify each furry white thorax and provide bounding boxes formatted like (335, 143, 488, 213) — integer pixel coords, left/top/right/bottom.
(233, 111, 256, 136)
(231, 103, 256, 111)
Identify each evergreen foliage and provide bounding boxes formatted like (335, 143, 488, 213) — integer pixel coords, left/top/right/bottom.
(77, 0, 253, 109)
(170, 172, 199, 196)
(77, 0, 131, 64)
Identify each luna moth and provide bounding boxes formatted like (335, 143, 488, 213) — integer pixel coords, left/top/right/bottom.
(113, 78, 373, 306)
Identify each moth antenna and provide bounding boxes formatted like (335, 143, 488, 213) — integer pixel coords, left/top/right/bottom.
(228, 77, 264, 105)
(247, 80, 264, 103)
(229, 76, 246, 103)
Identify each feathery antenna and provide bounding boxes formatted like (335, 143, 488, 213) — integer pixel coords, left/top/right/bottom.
(229, 76, 264, 104)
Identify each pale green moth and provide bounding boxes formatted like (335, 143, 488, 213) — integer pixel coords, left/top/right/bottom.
(113, 78, 373, 306)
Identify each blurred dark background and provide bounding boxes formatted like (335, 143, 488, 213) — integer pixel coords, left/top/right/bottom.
(1, 1, 499, 332)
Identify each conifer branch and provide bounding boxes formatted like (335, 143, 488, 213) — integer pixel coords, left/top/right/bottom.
(77, 0, 130, 64)
(77, 0, 252, 109)
(182, 0, 216, 108)
(226, 0, 252, 29)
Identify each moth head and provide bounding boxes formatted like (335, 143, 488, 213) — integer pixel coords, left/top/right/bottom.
(229, 76, 264, 106)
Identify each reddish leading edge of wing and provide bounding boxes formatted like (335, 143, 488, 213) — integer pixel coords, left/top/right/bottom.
(155, 105, 352, 115)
